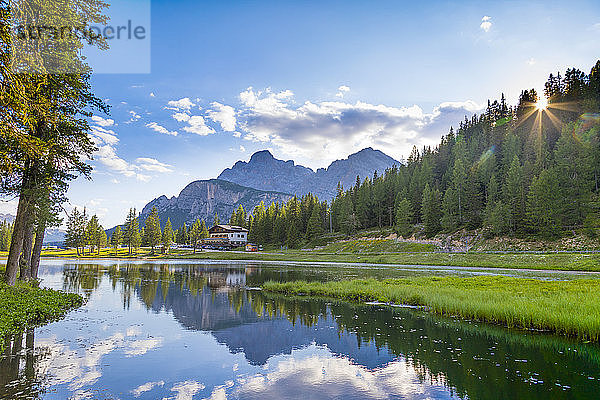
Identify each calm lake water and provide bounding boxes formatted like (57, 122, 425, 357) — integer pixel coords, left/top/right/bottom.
(1, 259, 600, 399)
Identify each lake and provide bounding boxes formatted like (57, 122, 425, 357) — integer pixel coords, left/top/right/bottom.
(1, 259, 599, 399)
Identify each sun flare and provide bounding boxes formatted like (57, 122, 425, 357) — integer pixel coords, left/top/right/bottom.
(536, 97, 548, 110)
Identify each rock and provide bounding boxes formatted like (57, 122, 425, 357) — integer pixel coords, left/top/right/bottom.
(136, 179, 292, 230)
(218, 147, 401, 201)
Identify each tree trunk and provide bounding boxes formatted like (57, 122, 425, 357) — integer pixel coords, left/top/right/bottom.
(24, 329, 35, 380)
(19, 213, 35, 281)
(30, 222, 45, 280)
(5, 191, 31, 285)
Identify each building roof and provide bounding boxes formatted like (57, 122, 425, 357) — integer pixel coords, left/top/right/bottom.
(209, 224, 249, 233)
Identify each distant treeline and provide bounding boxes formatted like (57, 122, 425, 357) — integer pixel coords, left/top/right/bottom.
(0, 220, 13, 251)
(228, 61, 600, 247)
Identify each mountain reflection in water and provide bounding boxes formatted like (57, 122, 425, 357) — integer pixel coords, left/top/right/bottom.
(1, 261, 599, 399)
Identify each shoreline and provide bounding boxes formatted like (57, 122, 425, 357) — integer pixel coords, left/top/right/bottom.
(0, 280, 84, 350)
(262, 277, 600, 341)
(28, 249, 600, 272)
(30, 255, 600, 276)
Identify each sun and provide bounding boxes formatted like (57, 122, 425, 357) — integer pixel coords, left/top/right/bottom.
(536, 97, 548, 111)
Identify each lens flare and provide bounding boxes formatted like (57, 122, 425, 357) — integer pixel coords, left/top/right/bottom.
(536, 98, 548, 111)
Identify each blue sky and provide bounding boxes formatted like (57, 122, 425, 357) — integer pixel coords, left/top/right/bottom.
(4, 0, 600, 228)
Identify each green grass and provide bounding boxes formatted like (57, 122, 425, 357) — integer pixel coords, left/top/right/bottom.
(263, 276, 600, 341)
(20, 241, 600, 272)
(37, 247, 191, 258)
(318, 238, 437, 253)
(173, 250, 600, 271)
(0, 280, 84, 349)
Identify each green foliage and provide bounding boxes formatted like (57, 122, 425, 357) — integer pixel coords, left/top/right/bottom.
(144, 206, 162, 254)
(320, 239, 436, 253)
(484, 202, 510, 237)
(394, 195, 412, 237)
(0, 220, 13, 251)
(584, 195, 600, 238)
(421, 184, 442, 237)
(123, 208, 140, 255)
(162, 218, 174, 253)
(0, 280, 84, 350)
(263, 276, 600, 341)
(527, 169, 561, 236)
(65, 207, 88, 255)
(110, 226, 122, 254)
(86, 215, 104, 254)
(306, 203, 324, 239)
(189, 218, 207, 252)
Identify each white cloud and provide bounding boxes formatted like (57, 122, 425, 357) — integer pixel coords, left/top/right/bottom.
(172, 112, 191, 122)
(335, 85, 350, 98)
(131, 381, 164, 398)
(124, 337, 163, 356)
(91, 115, 114, 127)
(182, 115, 215, 136)
(89, 119, 171, 181)
(166, 97, 195, 111)
(238, 87, 482, 166)
(240, 87, 295, 116)
(0, 198, 19, 215)
(169, 380, 205, 400)
(480, 15, 492, 32)
(219, 348, 452, 400)
(207, 102, 237, 131)
(36, 331, 165, 394)
(146, 122, 178, 136)
(128, 110, 141, 123)
(135, 157, 173, 173)
(90, 126, 119, 146)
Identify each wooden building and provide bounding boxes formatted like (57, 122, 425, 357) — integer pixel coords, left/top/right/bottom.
(203, 225, 248, 248)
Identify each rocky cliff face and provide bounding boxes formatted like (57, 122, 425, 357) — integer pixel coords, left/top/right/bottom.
(218, 147, 400, 200)
(139, 179, 292, 229)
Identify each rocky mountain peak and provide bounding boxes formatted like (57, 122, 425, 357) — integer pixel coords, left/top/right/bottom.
(218, 148, 400, 200)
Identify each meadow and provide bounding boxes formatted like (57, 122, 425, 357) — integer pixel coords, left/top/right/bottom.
(263, 276, 600, 341)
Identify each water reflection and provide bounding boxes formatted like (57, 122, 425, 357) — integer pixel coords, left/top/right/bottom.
(2, 261, 600, 399)
(0, 330, 44, 399)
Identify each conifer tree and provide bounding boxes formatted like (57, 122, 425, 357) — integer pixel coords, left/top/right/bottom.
(504, 156, 525, 233)
(527, 169, 561, 236)
(394, 195, 412, 237)
(145, 206, 162, 255)
(421, 184, 442, 237)
(111, 226, 122, 256)
(162, 218, 174, 253)
(189, 218, 202, 253)
(306, 203, 324, 239)
(123, 208, 140, 255)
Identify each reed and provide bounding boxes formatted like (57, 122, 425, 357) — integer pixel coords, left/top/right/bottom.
(263, 276, 600, 341)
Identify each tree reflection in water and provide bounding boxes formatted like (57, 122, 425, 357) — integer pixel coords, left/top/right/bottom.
(0, 329, 45, 399)
(17, 263, 600, 399)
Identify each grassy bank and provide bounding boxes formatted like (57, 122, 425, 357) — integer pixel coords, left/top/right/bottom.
(263, 276, 600, 340)
(173, 250, 600, 271)
(20, 242, 600, 272)
(0, 281, 84, 349)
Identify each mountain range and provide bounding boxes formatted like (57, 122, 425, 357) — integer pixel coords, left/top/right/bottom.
(122, 147, 400, 231)
(218, 147, 400, 200)
(137, 179, 292, 229)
